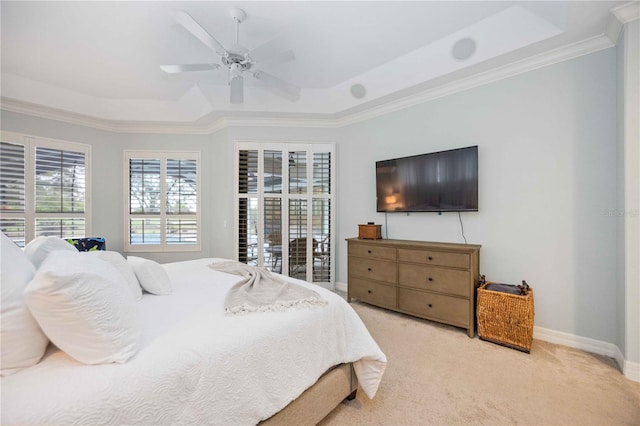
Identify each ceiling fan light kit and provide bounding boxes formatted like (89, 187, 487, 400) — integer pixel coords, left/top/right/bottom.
(161, 8, 300, 105)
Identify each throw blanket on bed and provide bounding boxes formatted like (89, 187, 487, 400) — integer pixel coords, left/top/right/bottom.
(209, 261, 327, 314)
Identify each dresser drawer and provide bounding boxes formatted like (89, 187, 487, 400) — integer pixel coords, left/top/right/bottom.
(348, 257, 397, 284)
(349, 243, 397, 261)
(349, 278, 397, 309)
(398, 248, 469, 269)
(398, 264, 470, 297)
(398, 288, 469, 327)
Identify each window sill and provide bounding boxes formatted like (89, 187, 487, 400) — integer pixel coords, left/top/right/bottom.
(124, 244, 202, 253)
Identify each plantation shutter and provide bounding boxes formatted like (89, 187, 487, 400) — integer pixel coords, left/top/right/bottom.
(34, 147, 86, 238)
(125, 152, 200, 251)
(0, 142, 26, 245)
(236, 143, 335, 287)
(166, 158, 198, 244)
(0, 134, 91, 247)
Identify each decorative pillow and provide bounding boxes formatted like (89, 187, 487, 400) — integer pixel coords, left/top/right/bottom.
(0, 233, 49, 376)
(23, 236, 77, 269)
(68, 237, 106, 252)
(127, 256, 172, 295)
(24, 251, 141, 365)
(86, 251, 143, 301)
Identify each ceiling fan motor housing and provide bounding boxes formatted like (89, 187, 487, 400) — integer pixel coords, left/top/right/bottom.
(222, 53, 253, 71)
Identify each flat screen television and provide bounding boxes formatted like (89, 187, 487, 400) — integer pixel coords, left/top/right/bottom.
(376, 145, 478, 212)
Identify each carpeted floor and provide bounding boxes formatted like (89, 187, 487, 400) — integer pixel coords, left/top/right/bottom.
(320, 301, 640, 426)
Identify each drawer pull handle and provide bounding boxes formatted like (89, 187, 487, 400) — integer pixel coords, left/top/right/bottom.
(428, 256, 433, 261)
(428, 303, 433, 308)
(368, 250, 372, 254)
(368, 290, 372, 294)
(428, 277, 433, 281)
(367, 268, 372, 271)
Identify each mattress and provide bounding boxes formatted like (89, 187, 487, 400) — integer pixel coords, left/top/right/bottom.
(1, 258, 386, 425)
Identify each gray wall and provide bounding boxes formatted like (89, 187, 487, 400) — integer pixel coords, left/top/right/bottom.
(0, 47, 623, 347)
(337, 48, 618, 343)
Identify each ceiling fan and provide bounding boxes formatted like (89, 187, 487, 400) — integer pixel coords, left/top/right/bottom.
(161, 8, 300, 104)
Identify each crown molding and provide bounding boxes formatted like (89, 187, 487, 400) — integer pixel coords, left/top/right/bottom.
(0, 98, 339, 134)
(612, 2, 640, 24)
(0, 98, 216, 135)
(335, 34, 614, 128)
(204, 116, 338, 133)
(1, 33, 615, 135)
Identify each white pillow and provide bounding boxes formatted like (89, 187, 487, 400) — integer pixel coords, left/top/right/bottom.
(86, 251, 142, 301)
(0, 233, 49, 376)
(23, 236, 77, 269)
(24, 251, 141, 365)
(127, 256, 172, 295)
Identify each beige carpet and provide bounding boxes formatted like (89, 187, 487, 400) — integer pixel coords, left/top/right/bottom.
(320, 301, 640, 426)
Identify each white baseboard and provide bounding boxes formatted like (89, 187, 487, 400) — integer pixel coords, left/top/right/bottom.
(533, 326, 639, 382)
(335, 281, 348, 293)
(620, 351, 640, 382)
(610, 345, 640, 382)
(336, 285, 639, 383)
(533, 326, 618, 357)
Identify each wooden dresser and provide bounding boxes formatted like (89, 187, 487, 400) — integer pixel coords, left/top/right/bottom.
(347, 238, 481, 337)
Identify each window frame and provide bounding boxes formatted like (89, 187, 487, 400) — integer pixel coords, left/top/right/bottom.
(0, 131, 92, 246)
(124, 150, 201, 253)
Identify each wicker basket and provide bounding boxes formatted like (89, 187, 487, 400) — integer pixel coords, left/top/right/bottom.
(476, 279, 534, 353)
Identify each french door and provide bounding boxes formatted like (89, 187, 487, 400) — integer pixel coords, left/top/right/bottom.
(235, 142, 335, 288)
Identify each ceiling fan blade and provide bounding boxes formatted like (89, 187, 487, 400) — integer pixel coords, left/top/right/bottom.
(248, 37, 294, 65)
(259, 50, 295, 66)
(173, 10, 229, 57)
(230, 76, 244, 104)
(160, 63, 220, 74)
(252, 70, 300, 102)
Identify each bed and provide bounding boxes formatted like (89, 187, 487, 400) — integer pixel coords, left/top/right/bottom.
(1, 252, 386, 425)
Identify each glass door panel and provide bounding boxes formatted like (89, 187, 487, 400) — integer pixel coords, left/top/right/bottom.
(264, 197, 282, 272)
(313, 152, 331, 194)
(288, 151, 307, 194)
(238, 150, 258, 194)
(312, 199, 331, 282)
(238, 149, 259, 265)
(288, 199, 308, 280)
(237, 197, 259, 266)
(264, 150, 282, 194)
(236, 143, 334, 287)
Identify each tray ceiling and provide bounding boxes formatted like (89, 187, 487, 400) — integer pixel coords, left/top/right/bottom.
(0, 1, 628, 128)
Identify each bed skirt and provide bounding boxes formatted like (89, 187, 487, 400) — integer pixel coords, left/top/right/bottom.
(261, 363, 357, 425)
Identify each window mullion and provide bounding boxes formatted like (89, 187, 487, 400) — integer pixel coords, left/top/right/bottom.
(160, 156, 167, 250)
(25, 138, 35, 243)
(306, 146, 314, 282)
(257, 147, 264, 266)
(282, 148, 289, 276)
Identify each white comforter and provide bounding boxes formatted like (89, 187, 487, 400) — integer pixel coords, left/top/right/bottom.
(1, 258, 386, 425)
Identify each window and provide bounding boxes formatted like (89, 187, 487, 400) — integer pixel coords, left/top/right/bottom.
(0, 132, 90, 247)
(125, 151, 200, 252)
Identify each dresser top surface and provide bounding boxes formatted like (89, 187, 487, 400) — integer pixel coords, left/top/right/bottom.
(346, 237, 481, 252)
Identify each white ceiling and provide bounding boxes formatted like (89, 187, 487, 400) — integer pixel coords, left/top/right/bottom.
(0, 1, 628, 127)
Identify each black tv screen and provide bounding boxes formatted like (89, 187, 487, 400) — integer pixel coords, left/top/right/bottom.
(376, 146, 478, 212)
